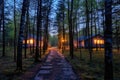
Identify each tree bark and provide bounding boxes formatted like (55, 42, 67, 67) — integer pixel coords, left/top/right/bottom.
(24, 6, 29, 59)
(39, 0, 42, 58)
(2, 0, 5, 57)
(17, 0, 28, 71)
(104, 0, 113, 79)
(0, 0, 2, 39)
(68, 0, 74, 59)
(35, 0, 42, 62)
(14, 0, 17, 61)
(32, 8, 37, 54)
(62, 0, 65, 54)
(85, 0, 92, 61)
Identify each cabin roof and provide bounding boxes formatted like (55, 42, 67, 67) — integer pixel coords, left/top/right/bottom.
(78, 34, 104, 41)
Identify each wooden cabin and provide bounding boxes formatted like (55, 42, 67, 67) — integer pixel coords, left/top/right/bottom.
(22, 34, 43, 48)
(78, 34, 104, 48)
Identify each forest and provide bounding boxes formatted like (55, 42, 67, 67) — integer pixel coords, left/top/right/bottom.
(0, 0, 120, 80)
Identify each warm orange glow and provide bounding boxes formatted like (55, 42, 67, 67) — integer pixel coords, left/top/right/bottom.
(94, 39, 97, 44)
(29, 39, 34, 44)
(94, 38, 104, 44)
(61, 38, 66, 42)
(97, 40, 100, 44)
(23, 40, 25, 44)
(62, 39, 65, 42)
(100, 40, 102, 44)
(101, 40, 104, 44)
(27, 40, 29, 44)
(81, 41, 84, 47)
(23, 40, 29, 44)
(23, 39, 34, 44)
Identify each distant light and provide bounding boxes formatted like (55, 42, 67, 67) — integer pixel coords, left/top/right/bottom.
(29, 39, 34, 44)
(23, 39, 34, 45)
(94, 39, 97, 44)
(27, 40, 29, 44)
(62, 39, 65, 42)
(23, 40, 25, 44)
(94, 38, 104, 44)
(97, 40, 100, 44)
(100, 40, 104, 44)
(81, 41, 84, 47)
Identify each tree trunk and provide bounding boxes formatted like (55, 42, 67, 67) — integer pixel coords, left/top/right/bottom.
(90, 0, 93, 60)
(24, 6, 29, 59)
(35, 0, 42, 62)
(104, 0, 113, 79)
(32, 8, 37, 54)
(2, 0, 5, 57)
(93, 8, 98, 51)
(0, 1, 2, 43)
(85, 0, 92, 61)
(68, 0, 74, 59)
(17, 0, 28, 71)
(115, 17, 119, 52)
(43, 0, 52, 54)
(39, 0, 42, 58)
(14, 0, 17, 61)
(28, 16, 32, 55)
(62, 0, 65, 54)
(24, 23, 28, 59)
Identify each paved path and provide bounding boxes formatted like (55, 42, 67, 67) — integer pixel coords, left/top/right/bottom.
(34, 48, 79, 80)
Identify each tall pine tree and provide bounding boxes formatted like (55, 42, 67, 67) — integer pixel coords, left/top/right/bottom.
(17, 0, 29, 71)
(104, 0, 113, 79)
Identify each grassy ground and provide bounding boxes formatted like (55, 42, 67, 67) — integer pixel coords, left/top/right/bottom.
(63, 48, 120, 80)
(0, 46, 48, 80)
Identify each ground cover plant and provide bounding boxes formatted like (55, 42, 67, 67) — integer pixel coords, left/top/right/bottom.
(0, 47, 48, 80)
(64, 49, 120, 80)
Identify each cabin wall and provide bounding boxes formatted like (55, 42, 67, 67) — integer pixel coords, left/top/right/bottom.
(79, 36, 104, 48)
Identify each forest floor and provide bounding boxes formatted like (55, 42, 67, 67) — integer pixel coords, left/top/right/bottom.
(0, 47, 120, 80)
(0, 47, 80, 80)
(0, 47, 48, 80)
(0, 56, 36, 80)
(63, 48, 120, 80)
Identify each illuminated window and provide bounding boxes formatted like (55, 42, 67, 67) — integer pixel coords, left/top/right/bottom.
(23, 40, 25, 44)
(27, 40, 29, 44)
(29, 39, 34, 44)
(100, 40, 102, 44)
(97, 40, 100, 44)
(94, 39, 97, 44)
(101, 40, 104, 44)
(94, 38, 104, 45)
(81, 41, 84, 47)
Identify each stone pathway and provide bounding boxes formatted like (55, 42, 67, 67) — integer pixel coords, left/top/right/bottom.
(34, 49, 79, 80)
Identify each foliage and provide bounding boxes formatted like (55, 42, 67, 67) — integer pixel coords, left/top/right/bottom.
(49, 35, 58, 46)
(64, 49, 120, 80)
(0, 47, 48, 79)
